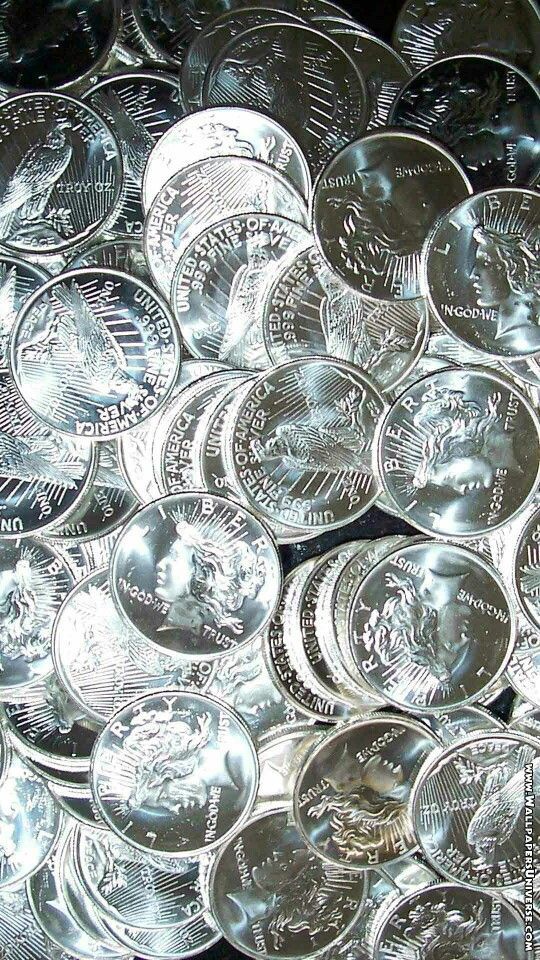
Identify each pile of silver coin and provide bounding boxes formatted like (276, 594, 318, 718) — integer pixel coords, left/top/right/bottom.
(0, 0, 539, 958)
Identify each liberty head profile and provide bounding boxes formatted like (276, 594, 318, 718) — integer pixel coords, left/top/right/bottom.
(472, 224, 540, 347)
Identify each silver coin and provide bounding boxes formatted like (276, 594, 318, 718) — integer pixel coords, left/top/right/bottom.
(504, 353, 540, 388)
(0, 0, 121, 92)
(373, 882, 525, 960)
(348, 539, 515, 712)
(172, 214, 310, 367)
(507, 615, 540, 709)
(509, 707, 540, 742)
(48, 781, 105, 831)
(513, 503, 540, 630)
(423, 188, 540, 358)
(209, 804, 366, 959)
(263, 243, 429, 392)
(98, 910, 220, 960)
(0, 537, 74, 696)
(144, 156, 308, 297)
(11, 268, 181, 440)
(412, 731, 540, 888)
(0, 885, 70, 960)
(392, 0, 540, 78)
(0, 92, 122, 256)
(0, 256, 49, 366)
(294, 714, 439, 869)
(85, 71, 185, 238)
(226, 356, 386, 531)
(142, 106, 311, 212)
(111, 491, 281, 657)
(0, 368, 96, 538)
(313, 130, 472, 300)
(377, 367, 540, 536)
(60, 830, 123, 947)
(203, 21, 368, 177)
(69, 238, 152, 285)
(90, 690, 259, 856)
(420, 705, 506, 746)
(256, 723, 322, 809)
(425, 331, 504, 370)
(0, 751, 62, 888)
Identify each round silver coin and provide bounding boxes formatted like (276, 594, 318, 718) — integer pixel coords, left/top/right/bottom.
(0, 256, 49, 367)
(294, 714, 439, 869)
(313, 130, 472, 300)
(348, 539, 515, 712)
(0, 537, 74, 696)
(203, 21, 368, 177)
(0, 752, 62, 888)
(423, 189, 540, 358)
(90, 690, 259, 856)
(53, 567, 214, 723)
(11, 268, 181, 440)
(142, 106, 311, 212)
(377, 367, 540, 536)
(373, 882, 525, 960)
(0, 93, 122, 257)
(209, 805, 366, 959)
(111, 491, 281, 657)
(69, 238, 152, 285)
(263, 243, 429, 392)
(392, 0, 540, 78)
(144, 155, 308, 297)
(85, 71, 185, 238)
(226, 356, 386, 531)
(0, 368, 96, 538)
(411, 731, 540, 888)
(513, 503, 540, 629)
(506, 615, 540, 709)
(390, 55, 540, 190)
(172, 214, 310, 368)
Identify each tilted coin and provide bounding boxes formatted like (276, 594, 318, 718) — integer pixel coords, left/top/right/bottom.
(85, 71, 185, 238)
(0, 537, 74, 696)
(506, 615, 540, 709)
(390, 55, 540, 190)
(90, 690, 259, 856)
(172, 214, 310, 368)
(373, 882, 525, 960)
(59, 831, 123, 948)
(98, 910, 220, 959)
(69, 238, 152, 284)
(144, 156, 308, 296)
(423, 189, 540, 358)
(0, 368, 96, 538)
(425, 331, 504, 370)
(420, 705, 506, 746)
(294, 714, 439, 869)
(412, 731, 540, 888)
(209, 805, 366, 959)
(509, 707, 540, 741)
(263, 243, 429, 392)
(203, 21, 368, 176)
(313, 131, 472, 300)
(11, 268, 180, 440)
(0, 752, 62, 888)
(377, 367, 540, 536)
(392, 0, 540, 78)
(348, 540, 515, 712)
(0, 93, 122, 256)
(0, 885, 70, 960)
(53, 568, 214, 724)
(225, 357, 386, 531)
(142, 106, 311, 212)
(111, 491, 281, 657)
(0, 256, 49, 366)
(513, 503, 540, 628)
(48, 780, 104, 831)
(257, 723, 323, 808)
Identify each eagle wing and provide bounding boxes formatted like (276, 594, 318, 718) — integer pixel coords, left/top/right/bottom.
(294, 423, 365, 471)
(54, 281, 127, 374)
(0, 141, 71, 217)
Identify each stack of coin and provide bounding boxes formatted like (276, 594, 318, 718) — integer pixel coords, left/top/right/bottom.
(0, 0, 538, 958)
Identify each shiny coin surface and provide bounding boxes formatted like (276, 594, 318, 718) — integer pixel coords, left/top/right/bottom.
(59, 831, 122, 945)
(257, 723, 322, 808)
(49, 781, 104, 830)
(142, 106, 311, 212)
(506, 616, 540, 709)
(423, 189, 540, 358)
(377, 367, 540, 536)
(392, 0, 540, 78)
(373, 882, 525, 960)
(0, 368, 96, 538)
(85, 71, 185, 239)
(313, 131, 472, 300)
(0, 256, 49, 367)
(412, 731, 540, 888)
(0, 885, 67, 960)
(390, 55, 540, 190)
(111, 492, 281, 657)
(226, 357, 386, 531)
(294, 714, 439, 869)
(209, 805, 366, 959)
(348, 540, 515, 711)
(513, 503, 540, 628)
(90, 690, 259, 856)
(0, 538, 74, 695)
(11, 268, 180, 440)
(203, 21, 368, 176)
(144, 156, 308, 297)
(0, 93, 122, 256)
(172, 214, 310, 368)
(0, 752, 62, 888)
(98, 911, 220, 959)
(69, 238, 152, 285)
(420, 704, 506, 746)
(263, 243, 429, 392)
